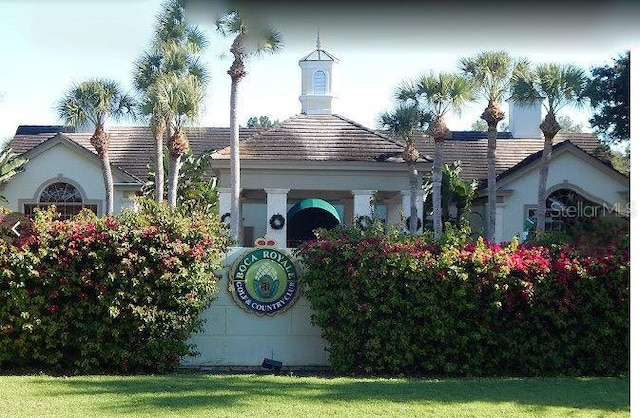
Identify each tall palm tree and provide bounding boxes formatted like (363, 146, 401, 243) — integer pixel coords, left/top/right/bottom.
(56, 79, 136, 214)
(378, 103, 430, 233)
(459, 51, 528, 242)
(510, 63, 588, 233)
(149, 73, 206, 208)
(133, 0, 208, 204)
(215, 11, 282, 244)
(396, 72, 475, 239)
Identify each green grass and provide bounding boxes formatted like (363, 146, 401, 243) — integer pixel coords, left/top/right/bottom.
(0, 373, 629, 417)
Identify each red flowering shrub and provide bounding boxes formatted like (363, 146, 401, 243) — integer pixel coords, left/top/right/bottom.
(296, 223, 629, 376)
(0, 202, 229, 374)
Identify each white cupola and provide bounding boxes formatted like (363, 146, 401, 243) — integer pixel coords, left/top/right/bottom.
(299, 33, 339, 115)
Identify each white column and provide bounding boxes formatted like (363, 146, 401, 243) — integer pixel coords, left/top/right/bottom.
(495, 203, 506, 243)
(351, 190, 377, 221)
(265, 188, 290, 248)
(401, 190, 411, 232)
(400, 190, 423, 232)
(218, 188, 232, 226)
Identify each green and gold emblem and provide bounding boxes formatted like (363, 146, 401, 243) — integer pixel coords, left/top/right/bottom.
(229, 245, 301, 315)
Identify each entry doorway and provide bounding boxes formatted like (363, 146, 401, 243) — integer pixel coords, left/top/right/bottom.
(287, 198, 341, 247)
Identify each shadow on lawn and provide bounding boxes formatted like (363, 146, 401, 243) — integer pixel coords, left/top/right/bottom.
(35, 373, 629, 415)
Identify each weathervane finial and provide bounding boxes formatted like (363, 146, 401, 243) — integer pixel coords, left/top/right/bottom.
(316, 27, 321, 50)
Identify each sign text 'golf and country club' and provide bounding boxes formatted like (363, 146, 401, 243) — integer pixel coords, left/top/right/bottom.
(229, 246, 301, 315)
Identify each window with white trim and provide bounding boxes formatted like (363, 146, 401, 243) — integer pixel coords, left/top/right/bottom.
(24, 182, 98, 219)
(526, 188, 603, 232)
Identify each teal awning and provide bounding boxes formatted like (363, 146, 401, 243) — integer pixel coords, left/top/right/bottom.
(287, 198, 341, 223)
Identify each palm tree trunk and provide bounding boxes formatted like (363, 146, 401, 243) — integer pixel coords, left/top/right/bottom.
(90, 126, 114, 215)
(229, 78, 241, 244)
(228, 35, 247, 245)
(152, 117, 166, 204)
(428, 116, 450, 240)
(167, 129, 189, 209)
(535, 112, 561, 232)
(167, 155, 181, 208)
(486, 133, 497, 241)
(481, 100, 504, 242)
(432, 140, 444, 239)
(403, 142, 420, 233)
(100, 153, 114, 215)
(409, 162, 419, 233)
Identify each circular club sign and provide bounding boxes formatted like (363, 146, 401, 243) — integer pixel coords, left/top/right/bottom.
(229, 247, 302, 315)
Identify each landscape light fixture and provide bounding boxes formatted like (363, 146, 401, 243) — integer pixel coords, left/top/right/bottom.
(261, 358, 283, 372)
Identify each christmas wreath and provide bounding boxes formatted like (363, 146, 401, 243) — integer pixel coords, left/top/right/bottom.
(269, 213, 285, 230)
(220, 212, 231, 224)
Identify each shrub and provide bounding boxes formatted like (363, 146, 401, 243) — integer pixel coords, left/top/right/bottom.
(296, 225, 629, 377)
(0, 202, 229, 374)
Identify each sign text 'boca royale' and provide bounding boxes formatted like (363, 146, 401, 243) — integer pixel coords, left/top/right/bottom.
(229, 247, 302, 315)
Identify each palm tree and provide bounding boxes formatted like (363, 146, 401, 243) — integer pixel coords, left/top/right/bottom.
(215, 11, 282, 244)
(378, 103, 430, 233)
(149, 73, 206, 208)
(396, 72, 475, 239)
(133, 0, 208, 204)
(0, 147, 28, 203)
(56, 79, 136, 214)
(510, 63, 588, 233)
(459, 51, 528, 242)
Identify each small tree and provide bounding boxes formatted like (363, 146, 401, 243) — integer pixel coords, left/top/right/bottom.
(0, 148, 28, 203)
(246, 115, 279, 128)
(459, 51, 528, 242)
(133, 0, 208, 204)
(378, 103, 430, 233)
(511, 63, 589, 232)
(143, 148, 218, 214)
(396, 72, 475, 238)
(56, 79, 136, 214)
(586, 51, 630, 145)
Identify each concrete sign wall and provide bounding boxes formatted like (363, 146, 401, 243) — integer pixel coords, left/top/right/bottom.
(182, 247, 329, 369)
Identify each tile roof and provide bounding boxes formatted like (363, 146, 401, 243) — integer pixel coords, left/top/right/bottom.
(299, 48, 339, 62)
(9, 120, 610, 186)
(211, 114, 411, 163)
(9, 126, 261, 181)
(492, 140, 608, 185)
(414, 131, 609, 184)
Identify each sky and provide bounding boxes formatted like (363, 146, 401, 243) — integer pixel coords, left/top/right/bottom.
(0, 0, 638, 146)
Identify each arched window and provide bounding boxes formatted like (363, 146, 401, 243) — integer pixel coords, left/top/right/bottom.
(24, 182, 98, 219)
(312, 70, 327, 94)
(527, 188, 603, 232)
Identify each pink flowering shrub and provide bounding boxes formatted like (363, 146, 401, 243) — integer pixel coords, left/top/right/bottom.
(0, 202, 229, 374)
(296, 223, 629, 376)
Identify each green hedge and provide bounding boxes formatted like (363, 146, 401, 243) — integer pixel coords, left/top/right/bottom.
(0, 202, 229, 374)
(296, 224, 629, 376)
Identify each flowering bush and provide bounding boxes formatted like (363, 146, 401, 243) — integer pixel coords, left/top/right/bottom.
(0, 202, 229, 374)
(296, 224, 629, 376)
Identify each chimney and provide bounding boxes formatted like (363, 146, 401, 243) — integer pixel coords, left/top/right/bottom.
(508, 98, 543, 138)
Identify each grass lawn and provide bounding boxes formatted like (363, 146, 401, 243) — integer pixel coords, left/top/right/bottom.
(0, 372, 629, 417)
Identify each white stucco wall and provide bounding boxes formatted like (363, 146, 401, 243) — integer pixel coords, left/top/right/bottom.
(496, 148, 629, 242)
(1, 141, 138, 215)
(183, 247, 329, 368)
